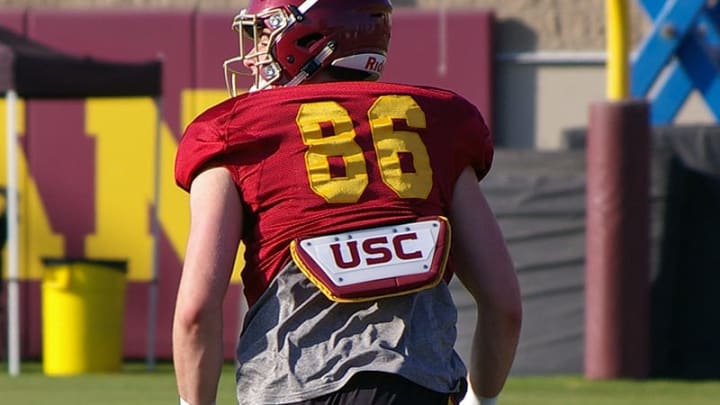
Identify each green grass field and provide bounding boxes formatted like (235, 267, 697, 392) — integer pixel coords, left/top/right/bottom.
(2, 362, 720, 404)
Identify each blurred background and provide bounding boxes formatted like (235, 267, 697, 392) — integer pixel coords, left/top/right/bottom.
(1, 0, 718, 384)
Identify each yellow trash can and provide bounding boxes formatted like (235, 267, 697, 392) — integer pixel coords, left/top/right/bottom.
(41, 258, 127, 375)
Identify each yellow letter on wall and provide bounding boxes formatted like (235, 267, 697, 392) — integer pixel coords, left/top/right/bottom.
(0, 98, 65, 280)
(85, 98, 157, 281)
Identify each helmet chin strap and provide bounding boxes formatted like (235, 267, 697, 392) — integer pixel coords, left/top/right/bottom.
(285, 41, 337, 87)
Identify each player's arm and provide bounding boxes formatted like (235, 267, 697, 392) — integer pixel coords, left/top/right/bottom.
(173, 166, 244, 405)
(450, 166, 522, 402)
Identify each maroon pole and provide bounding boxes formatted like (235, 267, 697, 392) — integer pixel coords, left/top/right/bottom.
(585, 100, 651, 379)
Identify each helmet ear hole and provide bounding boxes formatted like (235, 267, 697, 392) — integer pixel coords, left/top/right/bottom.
(296, 33, 324, 49)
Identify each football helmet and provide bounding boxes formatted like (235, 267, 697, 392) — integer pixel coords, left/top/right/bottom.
(224, 0, 392, 95)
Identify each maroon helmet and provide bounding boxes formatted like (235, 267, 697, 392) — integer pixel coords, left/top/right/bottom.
(224, 0, 392, 95)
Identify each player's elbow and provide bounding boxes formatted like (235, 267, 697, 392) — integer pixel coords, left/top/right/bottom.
(465, 268, 523, 333)
(174, 298, 220, 333)
(501, 298, 523, 333)
(457, 259, 522, 326)
(174, 304, 203, 331)
(481, 282, 523, 334)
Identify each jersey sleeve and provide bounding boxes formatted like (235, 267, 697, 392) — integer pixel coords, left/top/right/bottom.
(452, 97, 494, 181)
(174, 102, 235, 192)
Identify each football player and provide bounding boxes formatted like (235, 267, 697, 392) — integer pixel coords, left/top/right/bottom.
(172, 1, 522, 404)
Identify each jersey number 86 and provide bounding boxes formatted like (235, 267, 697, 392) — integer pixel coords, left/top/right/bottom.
(296, 95, 433, 204)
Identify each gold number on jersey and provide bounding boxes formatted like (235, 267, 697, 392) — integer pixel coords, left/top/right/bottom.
(297, 101, 368, 203)
(369, 95, 432, 199)
(296, 96, 432, 203)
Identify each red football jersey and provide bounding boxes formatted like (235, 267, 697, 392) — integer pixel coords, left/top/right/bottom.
(175, 81, 493, 306)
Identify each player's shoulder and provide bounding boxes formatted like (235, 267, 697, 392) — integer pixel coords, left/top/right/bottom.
(184, 91, 272, 137)
(188, 86, 322, 125)
(370, 81, 474, 104)
(371, 82, 483, 120)
(269, 81, 475, 106)
(187, 82, 479, 128)
(186, 95, 242, 130)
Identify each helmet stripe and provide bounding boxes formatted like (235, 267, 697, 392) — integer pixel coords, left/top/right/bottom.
(298, 0, 320, 14)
